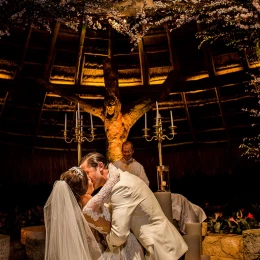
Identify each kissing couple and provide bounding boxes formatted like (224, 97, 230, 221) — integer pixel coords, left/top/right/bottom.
(44, 152, 188, 260)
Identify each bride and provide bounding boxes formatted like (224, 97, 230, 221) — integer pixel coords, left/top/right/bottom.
(44, 166, 145, 260)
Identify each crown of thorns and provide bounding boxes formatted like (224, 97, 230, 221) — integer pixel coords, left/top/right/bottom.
(104, 97, 117, 106)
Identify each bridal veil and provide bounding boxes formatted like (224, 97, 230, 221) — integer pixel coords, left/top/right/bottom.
(44, 181, 104, 260)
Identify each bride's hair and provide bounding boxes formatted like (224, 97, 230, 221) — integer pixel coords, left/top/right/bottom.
(60, 166, 88, 201)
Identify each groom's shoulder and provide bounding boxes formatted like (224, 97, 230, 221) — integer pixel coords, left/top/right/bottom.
(109, 164, 145, 185)
(117, 169, 146, 185)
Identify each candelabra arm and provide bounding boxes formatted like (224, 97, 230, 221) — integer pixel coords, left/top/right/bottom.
(164, 134, 175, 141)
(82, 136, 94, 142)
(142, 128, 158, 142)
(82, 128, 96, 143)
(64, 131, 75, 143)
(143, 135, 157, 142)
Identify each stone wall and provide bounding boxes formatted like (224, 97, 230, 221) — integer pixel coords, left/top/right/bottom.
(202, 233, 243, 260)
(243, 229, 260, 260)
(0, 235, 10, 260)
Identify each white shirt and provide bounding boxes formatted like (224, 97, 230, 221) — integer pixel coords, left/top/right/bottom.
(113, 158, 149, 186)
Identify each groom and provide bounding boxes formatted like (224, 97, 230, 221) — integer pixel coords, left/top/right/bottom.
(80, 152, 188, 260)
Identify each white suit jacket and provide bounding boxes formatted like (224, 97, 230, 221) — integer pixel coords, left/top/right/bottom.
(106, 165, 188, 260)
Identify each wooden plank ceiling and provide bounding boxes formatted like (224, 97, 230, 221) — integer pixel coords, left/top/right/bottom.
(0, 22, 259, 152)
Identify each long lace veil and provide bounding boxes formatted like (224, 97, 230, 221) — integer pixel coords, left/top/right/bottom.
(44, 181, 104, 260)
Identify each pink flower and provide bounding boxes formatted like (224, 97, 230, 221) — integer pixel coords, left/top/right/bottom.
(214, 212, 222, 220)
(229, 217, 238, 225)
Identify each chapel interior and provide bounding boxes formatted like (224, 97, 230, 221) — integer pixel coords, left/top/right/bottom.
(0, 2, 260, 251)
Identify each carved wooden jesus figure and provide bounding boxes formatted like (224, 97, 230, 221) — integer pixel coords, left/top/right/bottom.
(45, 58, 181, 162)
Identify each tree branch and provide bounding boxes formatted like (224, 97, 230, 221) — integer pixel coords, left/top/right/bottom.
(38, 79, 104, 119)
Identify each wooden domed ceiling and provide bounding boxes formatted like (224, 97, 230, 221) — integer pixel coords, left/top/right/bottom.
(0, 21, 259, 152)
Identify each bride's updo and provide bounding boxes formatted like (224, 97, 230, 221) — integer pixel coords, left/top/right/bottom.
(60, 166, 88, 200)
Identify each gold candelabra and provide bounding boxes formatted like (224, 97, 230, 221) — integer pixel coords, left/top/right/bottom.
(64, 103, 95, 164)
(142, 102, 177, 191)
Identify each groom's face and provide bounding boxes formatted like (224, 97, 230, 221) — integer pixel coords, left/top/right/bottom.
(80, 161, 107, 190)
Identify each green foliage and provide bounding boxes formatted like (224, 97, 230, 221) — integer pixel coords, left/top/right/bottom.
(206, 207, 260, 234)
(239, 72, 260, 161)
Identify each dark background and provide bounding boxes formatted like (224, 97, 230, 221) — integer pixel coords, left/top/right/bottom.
(1, 140, 259, 210)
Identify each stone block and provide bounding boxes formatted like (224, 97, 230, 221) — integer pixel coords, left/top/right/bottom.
(183, 234, 201, 260)
(243, 229, 260, 260)
(21, 226, 45, 260)
(0, 234, 10, 260)
(202, 233, 243, 260)
(10, 240, 26, 260)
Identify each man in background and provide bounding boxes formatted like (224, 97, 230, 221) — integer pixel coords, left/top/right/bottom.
(113, 141, 149, 186)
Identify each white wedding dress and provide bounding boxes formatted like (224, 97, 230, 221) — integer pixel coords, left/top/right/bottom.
(83, 169, 145, 260)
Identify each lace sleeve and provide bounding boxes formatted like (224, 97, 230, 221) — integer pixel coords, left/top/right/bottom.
(82, 165, 120, 231)
(84, 204, 112, 234)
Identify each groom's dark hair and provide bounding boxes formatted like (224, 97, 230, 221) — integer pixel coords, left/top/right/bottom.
(80, 152, 109, 169)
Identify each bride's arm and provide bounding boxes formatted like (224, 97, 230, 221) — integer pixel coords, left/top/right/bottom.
(80, 194, 111, 234)
(82, 167, 119, 217)
(81, 167, 120, 234)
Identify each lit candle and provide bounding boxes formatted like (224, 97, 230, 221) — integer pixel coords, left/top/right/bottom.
(90, 113, 93, 129)
(162, 181, 167, 187)
(64, 113, 67, 131)
(81, 115, 83, 133)
(170, 110, 174, 127)
(156, 101, 159, 126)
(145, 113, 147, 129)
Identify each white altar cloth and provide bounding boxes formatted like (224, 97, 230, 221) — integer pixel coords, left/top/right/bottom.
(171, 193, 207, 234)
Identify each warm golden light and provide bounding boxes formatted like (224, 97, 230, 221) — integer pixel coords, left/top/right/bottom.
(0, 72, 13, 79)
